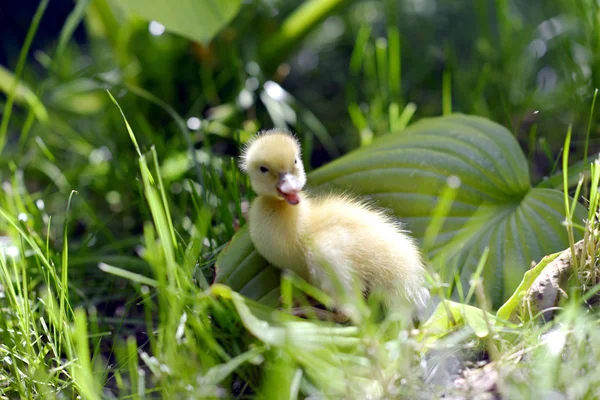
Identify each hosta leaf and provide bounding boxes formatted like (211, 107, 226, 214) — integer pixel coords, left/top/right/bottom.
(112, 0, 242, 44)
(215, 114, 585, 308)
(215, 225, 279, 307)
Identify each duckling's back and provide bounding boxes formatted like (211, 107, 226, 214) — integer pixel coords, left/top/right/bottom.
(304, 194, 429, 312)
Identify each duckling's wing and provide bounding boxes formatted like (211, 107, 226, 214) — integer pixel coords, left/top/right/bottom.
(304, 230, 365, 305)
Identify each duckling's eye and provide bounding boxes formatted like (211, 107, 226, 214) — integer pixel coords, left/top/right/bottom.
(294, 158, 297, 165)
(259, 166, 269, 173)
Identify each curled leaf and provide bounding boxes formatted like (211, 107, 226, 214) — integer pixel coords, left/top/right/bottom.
(523, 239, 586, 322)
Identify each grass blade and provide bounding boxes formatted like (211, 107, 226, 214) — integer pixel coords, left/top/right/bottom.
(442, 69, 452, 115)
(583, 88, 598, 172)
(54, 0, 92, 67)
(107, 90, 143, 159)
(98, 262, 159, 287)
(349, 25, 371, 75)
(387, 26, 401, 101)
(0, 0, 49, 154)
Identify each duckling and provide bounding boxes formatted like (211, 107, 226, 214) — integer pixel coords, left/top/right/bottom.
(239, 129, 430, 318)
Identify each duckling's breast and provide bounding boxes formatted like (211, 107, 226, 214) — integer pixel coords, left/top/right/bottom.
(248, 196, 310, 280)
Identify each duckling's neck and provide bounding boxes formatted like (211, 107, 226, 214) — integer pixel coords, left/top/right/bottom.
(253, 194, 307, 229)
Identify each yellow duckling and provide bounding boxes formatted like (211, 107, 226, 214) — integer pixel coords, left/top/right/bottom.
(239, 129, 430, 317)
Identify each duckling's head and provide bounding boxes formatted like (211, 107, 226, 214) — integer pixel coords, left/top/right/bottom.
(240, 129, 306, 205)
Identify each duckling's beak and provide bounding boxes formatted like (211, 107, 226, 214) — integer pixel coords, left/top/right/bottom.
(277, 173, 301, 205)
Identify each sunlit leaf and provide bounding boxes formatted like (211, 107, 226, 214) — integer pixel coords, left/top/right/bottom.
(211, 284, 359, 349)
(111, 0, 242, 44)
(496, 251, 560, 322)
(209, 284, 371, 396)
(421, 300, 495, 339)
(216, 114, 585, 308)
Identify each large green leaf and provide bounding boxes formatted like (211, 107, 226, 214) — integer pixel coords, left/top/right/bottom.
(215, 114, 585, 308)
(215, 225, 280, 307)
(111, 0, 241, 44)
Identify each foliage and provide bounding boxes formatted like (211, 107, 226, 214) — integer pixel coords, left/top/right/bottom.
(2, 0, 600, 398)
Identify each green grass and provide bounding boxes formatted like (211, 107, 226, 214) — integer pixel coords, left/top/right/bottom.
(3, 0, 600, 398)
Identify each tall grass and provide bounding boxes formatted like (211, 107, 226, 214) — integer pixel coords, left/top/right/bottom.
(3, 92, 600, 397)
(0, 96, 430, 397)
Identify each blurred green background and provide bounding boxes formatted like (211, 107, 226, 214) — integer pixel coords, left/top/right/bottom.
(2, 0, 600, 398)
